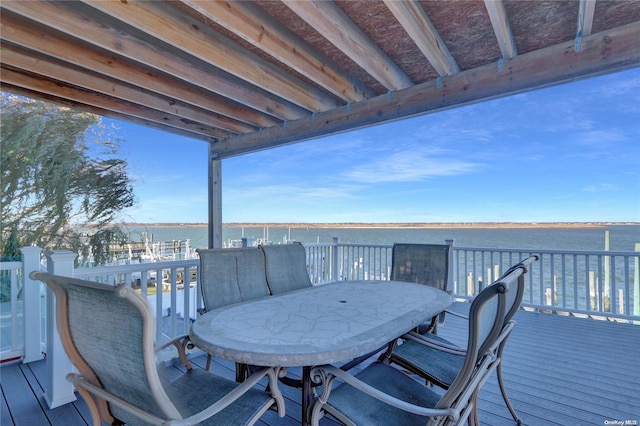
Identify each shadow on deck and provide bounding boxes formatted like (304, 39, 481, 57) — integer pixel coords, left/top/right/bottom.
(2, 303, 639, 425)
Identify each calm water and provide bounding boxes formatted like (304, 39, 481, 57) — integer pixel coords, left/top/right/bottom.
(122, 225, 640, 252)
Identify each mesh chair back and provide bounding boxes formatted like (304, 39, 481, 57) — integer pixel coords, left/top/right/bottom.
(197, 248, 270, 311)
(502, 256, 536, 324)
(390, 243, 450, 292)
(436, 280, 506, 411)
(35, 273, 180, 424)
(260, 243, 312, 294)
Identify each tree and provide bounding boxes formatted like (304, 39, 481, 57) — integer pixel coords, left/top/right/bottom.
(1, 93, 135, 263)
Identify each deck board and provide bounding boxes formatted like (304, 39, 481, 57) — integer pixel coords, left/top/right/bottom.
(1, 305, 639, 426)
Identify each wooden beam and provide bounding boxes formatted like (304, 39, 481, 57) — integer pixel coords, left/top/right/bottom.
(211, 21, 640, 158)
(284, 0, 413, 91)
(181, 0, 375, 103)
(1, 0, 307, 121)
(83, 0, 339, 112)
(0, 44, 253, 135)
(578, 0, 597, 37)
(1, 82, 215, 142)
(383, 0, 460, 76)
(1, 66, 228, 140)
(484, 0, 518, 59)
(208, 154, 223, 249)
(0, 10, 278, 129)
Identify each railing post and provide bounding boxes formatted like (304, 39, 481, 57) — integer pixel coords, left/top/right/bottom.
(445, 239, 455, 294)
(332, 237, 340, 282)
(20, 246, 43, 363)
(634, 243, 639, 323)
(44, 250, 77, 408)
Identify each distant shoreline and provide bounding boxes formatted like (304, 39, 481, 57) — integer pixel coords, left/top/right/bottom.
(120, 222, 638, 229)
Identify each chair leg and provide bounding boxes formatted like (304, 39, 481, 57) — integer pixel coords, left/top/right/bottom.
(377, 340, 397, 364)
(235, 363, 249, 382)
(205, 353, 212, 371)
(497, 361, 522, 425)
(468, 390, 480, 426)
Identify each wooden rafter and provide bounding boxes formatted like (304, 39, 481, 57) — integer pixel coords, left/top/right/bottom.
(383, 0, 459, 76)
(284, 0, 414, 91)
(82, 0, 339, 112)
(0, 9, 279, 130)
(1, 0, 638, 154)
(210, 21, 640, 158)
(1, 0, 307, 121)
(181, 0, 375, 103)
(2, 80, 217, 142)
(0, 44, 251, 135)
(484, 0, 518, 59)
(578, 0, 597, 37)
(1, 66, 228, 139)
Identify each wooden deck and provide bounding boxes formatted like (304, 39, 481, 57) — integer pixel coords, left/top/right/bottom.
(2, 303, 639, 426)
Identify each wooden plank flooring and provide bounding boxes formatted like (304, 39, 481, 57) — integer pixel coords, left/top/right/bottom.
(2, 304, 639, 426)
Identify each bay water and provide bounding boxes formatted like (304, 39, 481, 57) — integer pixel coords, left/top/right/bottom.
(122, 224, 640, 252)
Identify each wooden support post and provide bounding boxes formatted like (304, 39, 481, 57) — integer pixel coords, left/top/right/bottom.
(207, 148, 223, 249)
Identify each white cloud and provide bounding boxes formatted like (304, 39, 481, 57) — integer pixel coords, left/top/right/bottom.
(343, 149, 480, 183)
(582, 183, 619, 193)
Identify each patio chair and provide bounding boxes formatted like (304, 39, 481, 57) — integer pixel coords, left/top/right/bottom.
(196, 247, 271, 377)
(339, 243, 453, 373)
(381, 255, 538, 425)
(390, 243, 452, 334)
(260, 242, 313, 294)
(196, 247, 270, 311)
(309, 274, 513, 426)
(30, 271, 285, 426)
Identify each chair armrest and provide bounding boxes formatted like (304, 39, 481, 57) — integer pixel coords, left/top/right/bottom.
(444, 309, 468, 320)
(402, 331, 467, 356)
(310, 364, 458, 420)
(69, 367, 286, 425)
(68, 373, 167, 424)
(155, 334, 193, 370)
(175, 367, 286, 425)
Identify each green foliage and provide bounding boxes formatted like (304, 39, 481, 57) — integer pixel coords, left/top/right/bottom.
(1, 93, 136, 264)
(87, 227, 129, 266)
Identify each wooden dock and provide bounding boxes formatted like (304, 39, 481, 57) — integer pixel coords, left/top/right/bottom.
(2, 303, 639, 425)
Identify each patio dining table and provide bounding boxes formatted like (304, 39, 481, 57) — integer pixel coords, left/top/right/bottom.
(189, 279, 453, 425)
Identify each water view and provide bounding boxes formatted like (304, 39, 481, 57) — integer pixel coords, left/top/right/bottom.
(121, 224, 640, 252)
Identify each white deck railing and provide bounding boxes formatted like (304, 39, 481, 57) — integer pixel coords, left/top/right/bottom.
(306, 241, 640, 321)
(2, 241, 639, 365)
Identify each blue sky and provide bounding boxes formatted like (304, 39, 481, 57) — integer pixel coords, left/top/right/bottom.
(114, 67, 640, 224)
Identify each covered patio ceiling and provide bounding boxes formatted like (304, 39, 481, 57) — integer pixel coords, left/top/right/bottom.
(1, 1, 639, 159)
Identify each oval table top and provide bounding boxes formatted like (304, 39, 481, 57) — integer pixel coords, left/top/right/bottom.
(189, 280, 452, 367)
